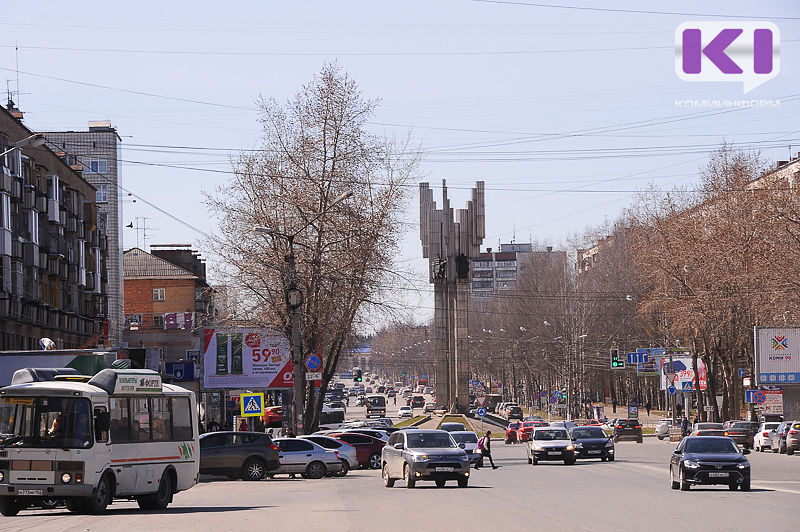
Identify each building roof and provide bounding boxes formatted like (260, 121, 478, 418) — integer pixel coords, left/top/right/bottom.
(123, 248, 197, 279)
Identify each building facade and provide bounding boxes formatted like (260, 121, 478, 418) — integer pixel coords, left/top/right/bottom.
(45, 122, 123, 346)
(0, 104, 109, 350)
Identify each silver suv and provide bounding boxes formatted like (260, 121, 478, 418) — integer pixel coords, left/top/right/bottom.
(381, 429, 470, 488)
(656, 418, 674, 440)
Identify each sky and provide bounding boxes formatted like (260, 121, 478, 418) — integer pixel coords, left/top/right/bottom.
(3, 1, 799, 323)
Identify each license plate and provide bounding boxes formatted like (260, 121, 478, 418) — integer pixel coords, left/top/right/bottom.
(708, 472, 728, 477)
(588, 450, 601, 454)
(18, 489, 43, 496)
(547, 451, 561, 455)
(435, 467, 454, 472)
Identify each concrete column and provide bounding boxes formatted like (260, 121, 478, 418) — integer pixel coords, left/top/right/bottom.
(434, 282, 449, 405)
(455, 279, 470, 412)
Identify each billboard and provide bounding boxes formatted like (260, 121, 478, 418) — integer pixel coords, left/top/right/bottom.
(659, 356, 707, 391)
(755, 327, 800, 385)
(203, 328, 293, 390)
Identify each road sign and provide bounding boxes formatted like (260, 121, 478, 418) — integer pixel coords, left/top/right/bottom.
(476, 407, 487, 417)
(475, 395, 487, 407)
(550, 396, 557, 404)
(738, 369, 747, 378)
(665, 372, 677, 384)
(306, 371, 322, 380)
(746, 390, 766, 404)
(497, 382, 503, 388)
(540, 391, 548, 397)
(240, 393, 264, 417)
(681, 381, 694, 392)
(305, 354, 322, 372)
(668, 386, 677, 395)
(704, 405, 715, 412)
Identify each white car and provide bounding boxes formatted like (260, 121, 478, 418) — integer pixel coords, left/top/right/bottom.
(754, 422, 781, 452)
(423, 401, 436, 413)
(398, 405, 413, 418)
(299, 435, 358, 476)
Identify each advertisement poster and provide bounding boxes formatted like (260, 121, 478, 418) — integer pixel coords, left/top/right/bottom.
(203, 328, 294, 390)
(755, 327, 800, 385)
(659, 356, 707, 391)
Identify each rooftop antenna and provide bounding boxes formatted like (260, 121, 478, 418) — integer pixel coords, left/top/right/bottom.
(15, 41, 19, 109)
(131, 216, 157, 251)
(512, 218, 516, 244)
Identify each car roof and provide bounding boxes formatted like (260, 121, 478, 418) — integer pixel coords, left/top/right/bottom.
(449, 430, 477, 435)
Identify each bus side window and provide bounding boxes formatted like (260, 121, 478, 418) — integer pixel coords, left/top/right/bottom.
(109, 398, 130, 442)
(132, 398, 150, 441)
(151, 397, 171, 440)
(94, 406, 109, 443)
(171, 397, 192, 440)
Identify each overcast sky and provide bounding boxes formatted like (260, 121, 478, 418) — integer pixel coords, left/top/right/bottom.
(3, 1, 798, 322)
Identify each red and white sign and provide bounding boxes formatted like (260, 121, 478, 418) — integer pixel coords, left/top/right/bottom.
(475, 395, 487, 407)
(203, 328, 293, 390)
(757, 390, 784, 415)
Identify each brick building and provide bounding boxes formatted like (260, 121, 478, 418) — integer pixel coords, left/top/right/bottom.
(0, 103, 109, 349)
(122, 246, 214, 362)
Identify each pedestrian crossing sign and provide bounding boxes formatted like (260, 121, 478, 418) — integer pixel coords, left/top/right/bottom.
(241, 393, 264, 417)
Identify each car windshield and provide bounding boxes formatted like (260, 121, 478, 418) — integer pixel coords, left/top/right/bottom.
(0, 396, 94, 449)
(534, 430, 568, 440)
(571, 428, 606, 439)
(407, 432, 456, 448)
(451, 433, 478, 444)
(729, 422, 751, 429)
(696, 423, 723, 430)
(684, 438, 739, 454)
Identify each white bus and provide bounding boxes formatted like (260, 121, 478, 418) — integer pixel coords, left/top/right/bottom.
(0, 368, 199, 516)
(318, 404, 346, 431)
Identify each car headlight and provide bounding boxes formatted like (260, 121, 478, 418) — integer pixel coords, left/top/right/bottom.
(605, 440, 614, 448)
(684, 460, 700, 469)
(459, 454, 469, 462)
(532, 443, 543, 451)
(566, 444, 574, 451)
(412, 454, 429, 462)
(61, 473, 72, 483)
(737, 460, 750, 469)
(0, 471, 4, 482)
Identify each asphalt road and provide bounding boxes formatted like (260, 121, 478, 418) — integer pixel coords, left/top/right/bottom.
(5, 436, 800, 532)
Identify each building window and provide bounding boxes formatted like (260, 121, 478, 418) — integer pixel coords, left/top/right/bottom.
(96, 184, 108, 203)
(85, 159, 107, 174)
(153, 288, 165, 302)
(153, 315, 165, 329)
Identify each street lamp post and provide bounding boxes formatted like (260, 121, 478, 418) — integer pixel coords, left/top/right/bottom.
(0, 133, 47, 158)
(253, 191, 352, 435)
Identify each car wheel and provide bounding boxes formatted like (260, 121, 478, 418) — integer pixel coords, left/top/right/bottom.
(670, 468, 679, 490)
(84, 474, 112, 514)
(0, 497, 22, 517)
(368, 453, 382, 470)
(679, 467, 690, 491)
(435, 479, 446, 488)
(457, 477, 468, 488)
(243, 459, 266, 481)
(788, 448, 795, 456)
(608, 455, 615, 462)
(728, 483, 738, 490)
(601, 457, 607, 462)
(564, 459, 575, 465)
(527, 454, 532, 464)
(754, 443, 760, 452)
(404, 464, 415, 489)
(505, 439, 511, 444)
(137, 471, 172, 510)
(741, 480, 751, 491)
(306, 461, 327, 480)
(637, 438, 643, 444)
(382, 464, 395, 488)
(335, 459, 349, 477)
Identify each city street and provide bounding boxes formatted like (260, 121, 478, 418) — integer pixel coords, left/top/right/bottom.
(6, 436, 800, 532)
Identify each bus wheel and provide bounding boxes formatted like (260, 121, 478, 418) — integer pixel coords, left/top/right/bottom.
(84, 475, 112, 514)
(0, 497, 22, 517)
(137, 472, 172, 510)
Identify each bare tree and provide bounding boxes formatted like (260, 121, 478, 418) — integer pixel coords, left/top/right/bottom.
(206, 62, 421, 431)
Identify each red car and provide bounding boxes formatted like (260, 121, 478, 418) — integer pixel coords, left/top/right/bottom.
(329, 432, 385, 469)
(517, 421, 541, 442)
(583, 419, 602, 427)
(505, 422, 522, 444)
(262, 406, 283, 428)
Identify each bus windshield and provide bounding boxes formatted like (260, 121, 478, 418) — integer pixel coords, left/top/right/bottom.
(0, 396, 94, 449)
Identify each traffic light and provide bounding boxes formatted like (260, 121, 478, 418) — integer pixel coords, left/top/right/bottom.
(355, 369, 362, 382)
(610, 347, 625, 369)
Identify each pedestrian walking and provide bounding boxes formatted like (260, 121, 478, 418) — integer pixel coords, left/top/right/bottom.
(681, 416, 690, 437)
(393, 394, 396, 405)
(612, 399, 617, 414)
(645, 401, 652, 416)
(475, 430, 498, 469)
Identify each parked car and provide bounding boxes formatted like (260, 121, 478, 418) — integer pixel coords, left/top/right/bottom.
(199, 431, 280, 480)
(337, 427, 389, 441)
(656, 418, 675, 440)
(570, 426, 614, 461)
(505, 422, 521, 444)
(770, 421, 792, 453)
(329, 432, 386, 469)
(449, 430, 481, 465)
(381, 429, 470, 488)
(505, 406, 524, 421)
(612, 418, 643, 443)
(785, 421, 800, 455)
(261, 406, 283, 428)
(754, 422, 781, 452)
(527, 426, 576, 465)
(272, 437, 342, 478)
(691, 423, 726, 437)
(300, 435, 358, 476)
(440, 422, 467, 432)
(723, 421, 758, 449)
(669, 436, 751, 491)
(398, 405, 413, 418)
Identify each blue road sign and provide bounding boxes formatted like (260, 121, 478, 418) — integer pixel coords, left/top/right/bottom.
(497, 382, 503, 388)
(738, 369, 746, 378)
(681, 381, 694, 392)
(746, 390, 766, 404)
(476, 407, 487, 417)
(550, 396, 557, 404)
(541, 391, 548, 397)
(668, 386, 677, 395)
(305, 355, 322, 372)
(241, 393, 264, 416)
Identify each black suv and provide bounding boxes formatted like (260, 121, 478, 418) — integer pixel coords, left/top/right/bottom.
(409, 395, 425, 408)
(199, 431, 280, 480)
(506, 406, 524, 420)
(612, 418, 643, 443)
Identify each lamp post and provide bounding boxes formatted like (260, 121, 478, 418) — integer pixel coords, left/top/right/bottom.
(1, 133, 46, 158)
(253, 191, 352, 435)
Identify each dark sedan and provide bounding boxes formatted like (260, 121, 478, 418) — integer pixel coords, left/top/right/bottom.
(723, 421, 758, 449)
(199, 431, 280, 480)
(329, 432, 386, 469)
(570, 426, 615, 461)
(670, 436, 751, 491)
